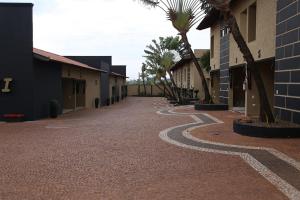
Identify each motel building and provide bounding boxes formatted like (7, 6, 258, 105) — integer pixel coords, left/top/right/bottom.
(0, 3, 127, 121)
(171, 49, 210, 100)
(109, 65, 127, 105)
(197, 0, 300, 124)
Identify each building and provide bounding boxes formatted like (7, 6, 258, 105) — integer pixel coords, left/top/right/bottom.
(66, 59, 128, 106)
(197, 0, 300, 124)
(171, 49, 210, 100)
(0, 3, 127, 121)
(109, 65, 127, 104)
(198, 0, 276, 116)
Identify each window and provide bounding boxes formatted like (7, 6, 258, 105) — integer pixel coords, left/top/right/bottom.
(240, 9, 247, 39)
(211, 36, 214, 58)
(220, 26, 229, 37)
(187, 66, 191, 89)
(248, 2, 257, 42)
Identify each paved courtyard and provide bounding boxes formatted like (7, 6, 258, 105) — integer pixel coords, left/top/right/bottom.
(0, 97, 299, 200)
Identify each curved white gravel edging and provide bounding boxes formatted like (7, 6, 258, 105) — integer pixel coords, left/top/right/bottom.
(157, 106, 300, 200)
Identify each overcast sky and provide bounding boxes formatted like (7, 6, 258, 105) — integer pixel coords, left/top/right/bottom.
(3, 0, 210, 79)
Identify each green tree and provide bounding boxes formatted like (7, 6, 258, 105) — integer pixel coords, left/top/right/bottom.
(138, 0, 212, 103)
(199, 51, 211, 72)
(144, 36, 184, 100)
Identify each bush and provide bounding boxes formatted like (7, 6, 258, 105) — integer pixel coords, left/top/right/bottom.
(95, 98, 99, 108)
(50, 99, 60, 118)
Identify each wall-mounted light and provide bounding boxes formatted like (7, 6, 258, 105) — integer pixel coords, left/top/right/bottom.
(258, 50, 261, 58)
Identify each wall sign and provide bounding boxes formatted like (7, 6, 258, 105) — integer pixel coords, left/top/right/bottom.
(1, 78, 13, 93)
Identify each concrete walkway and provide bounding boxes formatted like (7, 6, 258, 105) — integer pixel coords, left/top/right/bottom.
(0, 97, 294, 199)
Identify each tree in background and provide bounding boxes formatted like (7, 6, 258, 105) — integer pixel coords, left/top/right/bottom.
(141, 63, 148, 96)
(138, 0, 212, 103)
(199, 50, 211, 73)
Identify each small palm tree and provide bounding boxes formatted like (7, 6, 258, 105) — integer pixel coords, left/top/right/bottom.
(144, 36, 184, 100)
(139, 0, 212, 103)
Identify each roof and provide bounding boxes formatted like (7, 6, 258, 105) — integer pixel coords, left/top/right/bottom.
(170, 57, 193, 71)
(110, 72, 127, 78)
(33, 48, 106, 73)
(197, 0, 238, 30)
(197, 8, 220, 30)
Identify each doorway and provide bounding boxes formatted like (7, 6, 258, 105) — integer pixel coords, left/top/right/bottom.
(232, 67, 246, 108)
(62, 78, 86, 113)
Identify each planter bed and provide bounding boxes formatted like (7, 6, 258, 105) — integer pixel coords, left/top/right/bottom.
(169, 100, 178, 104)
(2, 114, 25, 123)
(233, 119, 300, 138)
(194, 103, 228, 111)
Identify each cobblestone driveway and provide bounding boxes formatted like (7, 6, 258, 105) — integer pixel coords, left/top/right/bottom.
(0, 97, 292, 199)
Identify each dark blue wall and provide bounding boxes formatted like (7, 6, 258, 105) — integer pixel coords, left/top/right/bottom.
(219, 31, 230, 105)
(0, 3, 35, 120)
(66, 56, 112, 106)
(33, 59, 63, 119)
(275, 0, 300, 124)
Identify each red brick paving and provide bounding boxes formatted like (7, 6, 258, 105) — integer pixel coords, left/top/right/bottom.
(0, 98, 288, 199)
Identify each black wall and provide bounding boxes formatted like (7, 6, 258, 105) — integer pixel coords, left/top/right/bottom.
(0, 3, 35, 120)
(111, 65, 126, 77)
(67, 56, 112, 106)
(33, 59, 63, 119)
(275, 0, 300, 124)
(219, 31, 230, 105)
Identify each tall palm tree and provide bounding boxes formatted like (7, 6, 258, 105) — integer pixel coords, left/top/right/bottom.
(200, 0, 274, 122)
(139, 0, 212, 103)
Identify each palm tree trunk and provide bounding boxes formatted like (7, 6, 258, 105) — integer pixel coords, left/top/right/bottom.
(142, 77, 147, 96)
(225, 12, 274, 122)
(163, 76, 177, 99)
(181, 33, 212, 104)
(166, 70, 182, 102)
(155, 82, 170, 97)
(160, 79, 172, 97)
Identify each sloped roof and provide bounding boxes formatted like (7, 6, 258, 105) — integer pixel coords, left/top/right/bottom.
(170, 57, 193, 71)
(33, 48, 106, 72)
(197, 8, 220, 30)
(110, 72, 127, 78)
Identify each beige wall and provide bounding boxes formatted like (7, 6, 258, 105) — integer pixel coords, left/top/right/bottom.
(62, 65, 100, 109)
(210, 24, 221, 70)
(109, 76, 116, 103)
(117, 77, 125, 97)
(173, 49, 210, 88)
(246, 63, 274, 118)
(229, 0, 276, 66)
(173, 57, 210, 100)
(127, 84, 165, 96)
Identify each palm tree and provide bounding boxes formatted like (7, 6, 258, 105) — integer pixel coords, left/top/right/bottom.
(199, 0, 274, 122)
(141, 63, 148, 96)
(139, 0, 212, 103)
(144, 36, 183, 100)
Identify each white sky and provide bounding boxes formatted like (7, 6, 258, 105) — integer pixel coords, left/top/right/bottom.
(3, 0, 210, 79)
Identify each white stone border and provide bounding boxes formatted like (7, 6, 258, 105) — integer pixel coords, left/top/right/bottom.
(158, 106, 300, 200)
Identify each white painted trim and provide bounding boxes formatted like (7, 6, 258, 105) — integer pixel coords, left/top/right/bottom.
(275, 94, 300, 99)
(274, 106, 300, 113)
